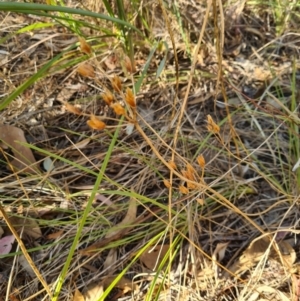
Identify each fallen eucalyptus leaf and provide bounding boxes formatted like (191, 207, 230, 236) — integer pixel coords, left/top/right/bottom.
(0, 125, 38, 173)
(140, 245, 170, 271)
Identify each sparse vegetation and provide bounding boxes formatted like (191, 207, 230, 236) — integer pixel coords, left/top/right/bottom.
(0, 0, 300, 300)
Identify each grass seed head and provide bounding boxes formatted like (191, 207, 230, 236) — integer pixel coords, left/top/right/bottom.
(111, 103, 126, 116)
(79, 37, 92, 55)
(167, 161, 177, 170)
(183, 165, 196, 181)
(125, 87, 136, 108)
(187, 181, 197, 190)
(179, 185, 189, 194)
(186, 164, 196, 177)
(77, 63, 95, 78)
(197, 198, 205, 205)
(207, 114, 220, 134)
(64, 102, 82, 115)
(87, 115, 106, 130)
(101, 90, 114, 105)
(181, 169, 188, 179)
(163, 179, 171, 188)
(197, 155, 206, 169)
(124, 55, 135, 73)
(111, 75, 122, 93)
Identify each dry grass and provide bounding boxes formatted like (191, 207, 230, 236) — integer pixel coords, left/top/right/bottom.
(0, 0, 300, 300)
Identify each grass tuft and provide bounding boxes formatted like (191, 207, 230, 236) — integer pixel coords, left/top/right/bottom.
(0, 0, 299, 300)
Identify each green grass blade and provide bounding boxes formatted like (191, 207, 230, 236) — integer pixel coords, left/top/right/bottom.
(101, 0, 114, 17)
(0, 51, 65, 110)
(135, 43, 159, 92)
(0, 2, 141, 34)
(52, 118, 124, 300)
(156, 42, 169, 79)
(0, 43, 79, 110)
(17, 22, 55, 32)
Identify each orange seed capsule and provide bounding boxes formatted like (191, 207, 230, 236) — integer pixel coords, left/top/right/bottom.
(179, 185, 189, 194)
(124, 55, 133, 73)
(187, 181, 197, 190)
(186, 164, 195, 177)
(101, 90, 114, 105)
(197, 198, 205, 205)
(186, 163, 195, 172)
(87, 115, 106, 130)
(111, 75, 122, 93)
(197, 155, 206, 168)
(207, 114, 220, 134)
(163, 179, 171, 189)
(125, 87, 136, 108)
(79, 37, 92, 55)
(111, 103, 126, 115)
(64, 102, 82, 115)
(181, 170, 188, 179)
(77, 63, 95, 78)
(168, 161, 177, 170)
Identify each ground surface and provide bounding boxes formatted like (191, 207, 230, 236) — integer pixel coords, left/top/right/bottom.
(0, 1, 300, 300)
